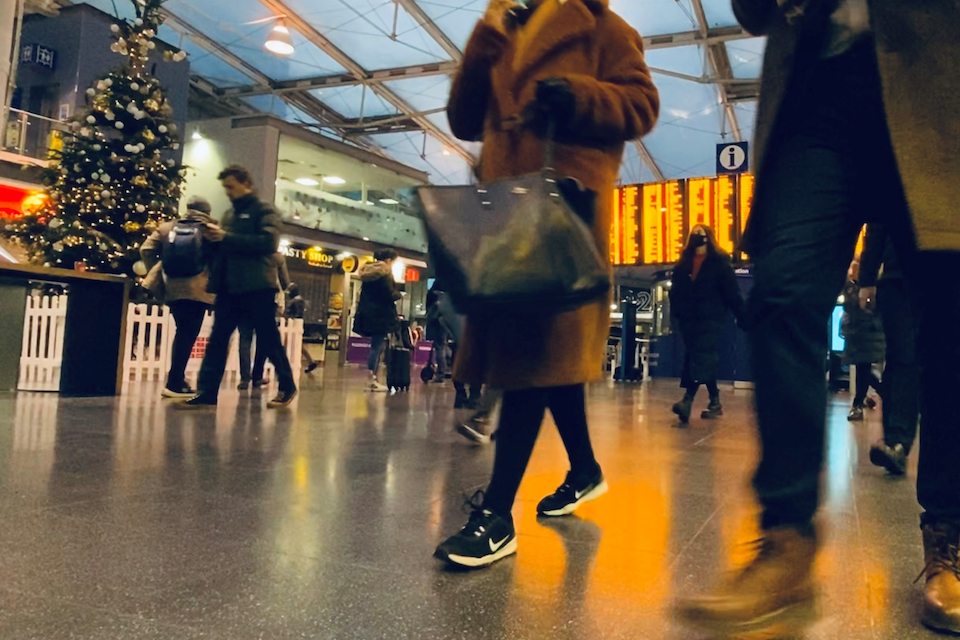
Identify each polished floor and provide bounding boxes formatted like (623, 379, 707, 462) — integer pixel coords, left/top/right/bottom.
(0, 366, 940, 639)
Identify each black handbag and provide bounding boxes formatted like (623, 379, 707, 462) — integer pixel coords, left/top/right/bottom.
(416, 140, 610, 316)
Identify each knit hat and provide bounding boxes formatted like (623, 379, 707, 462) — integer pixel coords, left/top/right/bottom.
(186, 195, 212, 215)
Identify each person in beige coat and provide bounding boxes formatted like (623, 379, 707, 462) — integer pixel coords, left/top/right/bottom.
(677, 0, 960, 636)
(141, 196, 216, 398)
(433, 0, 659, 569)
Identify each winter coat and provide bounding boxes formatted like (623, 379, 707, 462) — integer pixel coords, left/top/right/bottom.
(140, 211, 216, 305)
(734, 0, 960, 252)
(669, 253, 745, 384)
(448, 0, 660, 390)
(354, 261, 400, 338)
(206, 193, 283, 296)
(841, 279, 886, 364)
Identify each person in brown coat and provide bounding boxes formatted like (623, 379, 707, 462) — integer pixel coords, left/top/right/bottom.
(677, 0, 960, 636)
(433, 0, 659, 569)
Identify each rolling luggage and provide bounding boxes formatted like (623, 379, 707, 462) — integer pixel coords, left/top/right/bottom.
(386, 327, 412, 392)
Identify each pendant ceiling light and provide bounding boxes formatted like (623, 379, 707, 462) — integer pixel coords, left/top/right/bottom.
(265, 18, 295, 57)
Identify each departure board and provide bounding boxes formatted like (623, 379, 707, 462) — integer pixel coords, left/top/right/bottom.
(738, 174, 755, 237)
(640, 181, 684, 264)
(688, 177, 736, 255)
(610, 186, 640, 266)
(611, 174, 756, 266)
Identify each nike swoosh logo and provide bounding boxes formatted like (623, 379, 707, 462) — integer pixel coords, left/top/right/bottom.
(575, 489, 588, 500)
(489, 535, 510, 553)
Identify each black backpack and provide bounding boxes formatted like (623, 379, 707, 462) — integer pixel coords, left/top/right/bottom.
(161, 220, 206, 278)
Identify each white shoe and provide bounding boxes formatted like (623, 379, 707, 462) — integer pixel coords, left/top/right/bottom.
(368, 380, 388, 392)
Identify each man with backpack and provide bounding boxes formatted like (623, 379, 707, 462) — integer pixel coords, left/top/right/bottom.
(181, 165, 297, 409)
(141, 196, 216, 399)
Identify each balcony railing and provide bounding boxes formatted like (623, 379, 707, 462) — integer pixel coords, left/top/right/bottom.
(2, 108, 67, 162)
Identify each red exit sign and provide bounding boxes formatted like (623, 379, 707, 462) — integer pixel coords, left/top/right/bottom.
(404, 268, 420, 282)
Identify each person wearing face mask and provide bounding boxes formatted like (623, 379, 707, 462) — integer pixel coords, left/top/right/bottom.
(669, 226, 746, 424)
(432, 0, 659, 569)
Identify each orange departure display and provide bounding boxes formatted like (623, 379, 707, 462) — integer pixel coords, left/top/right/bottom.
(611, 174, 756, 266)
(611, 186, 640, 266)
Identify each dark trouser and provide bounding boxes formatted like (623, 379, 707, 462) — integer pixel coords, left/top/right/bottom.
(482, 385, 600, 517)
(167, 300, 208, 388)
(748, 41, 960, 529)
(686, 379, 720, 400)
(198, 291, 296, 397)
(877, 278, 920, 453)
(238, 322, 269, 383)
(852, 363, 882, 406)
(368, 334, 387, 374)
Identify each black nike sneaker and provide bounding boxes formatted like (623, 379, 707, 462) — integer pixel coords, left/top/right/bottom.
(177, 393, 218, 409)
(435, 499, 517, 568)
(537, 469, 608, 517)
(267, 388, 298, 409)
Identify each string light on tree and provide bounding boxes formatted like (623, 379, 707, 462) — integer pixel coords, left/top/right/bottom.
(1, 0, 187, 276)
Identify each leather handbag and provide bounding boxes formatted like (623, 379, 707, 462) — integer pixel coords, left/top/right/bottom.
(416, 140, 610, 317)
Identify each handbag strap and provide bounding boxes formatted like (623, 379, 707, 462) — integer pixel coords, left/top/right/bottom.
(543, 119, 557, 171)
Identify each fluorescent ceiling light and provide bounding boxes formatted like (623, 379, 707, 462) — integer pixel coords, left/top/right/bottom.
(265, 20, 295, 57)
(295, 177, 319, 187)
(323, 176, 346, 185)
(379, 198, 398, 205)
(191, 131, 203, 140)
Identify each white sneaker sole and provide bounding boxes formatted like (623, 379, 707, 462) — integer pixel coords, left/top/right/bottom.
(456, 422, 491, 445)
(161, 389, 195, 399)
(539, 480, 609, 517)
(443, 538, 518, 568)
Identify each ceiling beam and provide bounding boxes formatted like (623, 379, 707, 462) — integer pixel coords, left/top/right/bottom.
(393, 0, 462, 62)
(216, 61, 459, 98)
(255, 0, 474, 164)
(644, 25, 750, 51)
(633, 141, 665, 182)
(689, 0, 742, 141)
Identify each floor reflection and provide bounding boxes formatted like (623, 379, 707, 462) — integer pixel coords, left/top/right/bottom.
(0, 372, 937, 639)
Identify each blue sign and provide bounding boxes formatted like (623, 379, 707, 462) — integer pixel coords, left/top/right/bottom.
(717, 142, 749, 175)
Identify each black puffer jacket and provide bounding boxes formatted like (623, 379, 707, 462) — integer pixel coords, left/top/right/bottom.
(841, 279, 886, 364)
(670, 253, 745, 383)
(354, 261, 400, 337)
(207, 193, 282, 296)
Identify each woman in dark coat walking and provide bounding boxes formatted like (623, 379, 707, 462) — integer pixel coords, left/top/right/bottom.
(841, 259, 885, 421)
(354, 249, 401, 392)
(669, 225, 745, 424)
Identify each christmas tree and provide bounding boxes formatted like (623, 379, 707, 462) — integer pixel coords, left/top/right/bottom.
(2, 0, 188, 276)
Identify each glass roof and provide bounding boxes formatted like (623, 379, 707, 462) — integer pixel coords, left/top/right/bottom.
(78, 0, 763, 186)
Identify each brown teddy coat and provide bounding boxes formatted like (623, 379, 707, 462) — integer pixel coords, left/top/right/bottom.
(448, 0, 659, 390)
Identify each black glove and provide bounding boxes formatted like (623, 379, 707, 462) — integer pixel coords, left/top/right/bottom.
(523, 78, 576, 137)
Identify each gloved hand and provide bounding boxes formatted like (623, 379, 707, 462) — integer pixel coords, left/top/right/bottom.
(523, 78, 576, 136)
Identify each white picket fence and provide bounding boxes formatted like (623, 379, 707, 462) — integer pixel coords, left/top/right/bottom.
(123, 303, 304, 385)
(17, 296, 303, 392)
(18, 296, 67, 392)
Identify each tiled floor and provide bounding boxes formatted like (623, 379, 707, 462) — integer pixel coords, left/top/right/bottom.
(0, 366, 940, 639)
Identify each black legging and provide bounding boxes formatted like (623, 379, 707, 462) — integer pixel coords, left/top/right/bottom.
(482, 384, 601, 517)
(853, 362, 883, 406)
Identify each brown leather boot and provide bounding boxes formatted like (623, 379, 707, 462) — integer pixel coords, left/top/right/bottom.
(920, 523, 960, 634)
(676, 525, 819, 636)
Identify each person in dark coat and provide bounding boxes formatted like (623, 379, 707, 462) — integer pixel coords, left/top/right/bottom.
(669, 225, 745, 424)
(354, 249, 401, 392)
(238, 252, 290, 390)
(859, 224, 918, 475)
(840, 259, 885, 421)
(284, 283, 318, 375)
(182, 165, 297, 409)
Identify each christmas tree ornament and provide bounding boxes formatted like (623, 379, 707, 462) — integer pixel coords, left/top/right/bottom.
(136, 204, 146, 213)
(115, 122, 124, 129)
(86, 88, 96, 97)
(133, 260, 148, 276)
(130, 82, 139, 91)
(157, 124, 167, 133)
